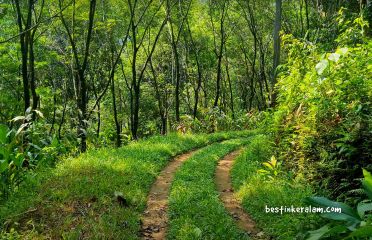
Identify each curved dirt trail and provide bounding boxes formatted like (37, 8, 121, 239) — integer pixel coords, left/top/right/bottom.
(215, 149, 264, 239)
(140, 150, 197, 240)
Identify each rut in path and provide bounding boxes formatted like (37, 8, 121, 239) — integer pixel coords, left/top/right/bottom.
(140, 150, 197, 240)
(215, 149, 264, 239)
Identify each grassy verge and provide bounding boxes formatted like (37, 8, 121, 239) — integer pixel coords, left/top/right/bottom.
(231, 134, 322, 239)
(167, 139, 249, 240)
(0, 131, 252, 239)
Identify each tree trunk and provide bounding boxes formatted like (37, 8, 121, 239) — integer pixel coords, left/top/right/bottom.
(271, 0, 282, 107)
(193, 55, 202, 119)
(225, 55, 234, 119)
(111, 76, 121, 147)
(30, 30, 39, 115)
(214, 52, 223, 108)
(59, 0, 97, 152)
(14, 0, 31, 112)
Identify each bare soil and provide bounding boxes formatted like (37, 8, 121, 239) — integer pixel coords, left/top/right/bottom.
(215, 149, 265, 239)
(140, 150, 196, 240)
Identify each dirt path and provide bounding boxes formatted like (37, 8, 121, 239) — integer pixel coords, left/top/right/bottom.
(215, 149, 264, 239)
(140, 150, 197, 240)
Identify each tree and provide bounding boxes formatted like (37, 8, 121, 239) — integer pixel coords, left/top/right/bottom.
(166, 0, 192, 122)
(208, 0, 230, 109)
(12, 0, 45, 113)
(271, 0, 282, 107)
(126, 0, 167, 139)
(59, 0, 97, 152)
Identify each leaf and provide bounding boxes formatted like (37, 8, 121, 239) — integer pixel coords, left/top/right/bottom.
(33, 109, 44, 118)
(0, 159, 8, 173)
(25, 106, 32, 114)
(336, 47, 348, 55)
(263, 162, 274, 170)
(357, 202, 372, 218)
(257, 169, 269, 174)
(51, 137, 59, 148)
(269, 156, 277, 167)
(362, 169, 372, 200)
(306, 225, 330, 240)
(305, 197, 361, 223)
(316, 60, 329, 75)
(11, 116, 25, 122)
(346, 225, 372, 239)
(0, 124, 8, 144)
(325, 225, 348, 236)
(306, 224, 349, 240)
(12, 154, 24, 168)
(193, 227, 202, 237)
(328, 53, 340, 62)
(0, 145, 10, 160)
(16, 123, 30, 136)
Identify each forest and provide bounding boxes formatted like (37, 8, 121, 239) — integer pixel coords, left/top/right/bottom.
(0, 0, 371, 239)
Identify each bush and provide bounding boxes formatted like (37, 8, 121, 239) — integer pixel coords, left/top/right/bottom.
(268, 15, 372, 198)
(0, 109, 67, 201)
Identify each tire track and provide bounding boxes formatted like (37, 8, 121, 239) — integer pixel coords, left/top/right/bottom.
(140, 150, 197, 240)
(215, 149, 265, 239)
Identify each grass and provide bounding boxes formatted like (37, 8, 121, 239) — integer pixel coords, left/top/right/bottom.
(167, 139, 249, 240)
(231, 134, 323, 240)
(0, 131, 253, 239)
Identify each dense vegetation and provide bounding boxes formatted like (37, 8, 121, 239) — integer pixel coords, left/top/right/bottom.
(0, 0, 371, 239)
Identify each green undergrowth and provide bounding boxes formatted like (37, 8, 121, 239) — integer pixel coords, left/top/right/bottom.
(231, 134, 323, 240)
(167, 139, 249, 240)
(0, 131, 253, 239)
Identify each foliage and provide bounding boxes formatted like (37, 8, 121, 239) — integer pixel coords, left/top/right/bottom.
(263, 14, 372, 199)
(257, 155, 283, 180)
(0, 109, 66, 200)
(305, 169, 372, 239)
(176, 108, 250, 134)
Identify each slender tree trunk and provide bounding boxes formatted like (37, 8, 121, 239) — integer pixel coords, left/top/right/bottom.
(111, 75, 121, 147)
(30, 30, 39, 114)
(305, 0, 310, 30)
(211, 1, 228, 109)
(185, 20, 202, 119)
(130, 5, 138, 138)
(97, 103, 101, 137)
(129, 2, 167, 139)
(300, 0, 304, 36)
(166, 0, 192, 122)
(49, 94, 57, 135)
(174, 47, 181, 122)
(58, 81, 68, 139)
(59, 0, 97, 152)
(225, 55, 234, 119)
(214, 52, 223, 108)
(77, 70, 88, 152)
(132, 85, 140, 140)
(193, 55, 202, 119)
(150, 59, 167, 135)
(14, 0, 31, 111)
(168, 21, 181, 122)
(259, 38, 270, 107)
(271, 0, 282, 107)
